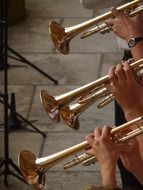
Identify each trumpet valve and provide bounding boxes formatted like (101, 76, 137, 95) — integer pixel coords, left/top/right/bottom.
(49, 21, 70, 54)
(40, 90, 60, 123)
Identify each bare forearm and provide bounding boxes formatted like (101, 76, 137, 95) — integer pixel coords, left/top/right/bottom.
(101, 163, 117, 187)
(124, 106, 143, 121)
(130, 41, 143, 60)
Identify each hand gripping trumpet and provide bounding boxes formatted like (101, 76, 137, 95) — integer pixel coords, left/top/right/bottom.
(49, 0, 143, 54)
(40, 58, 143, 130)
(81, 4, 143, 38)
(18, 116, 143, 190)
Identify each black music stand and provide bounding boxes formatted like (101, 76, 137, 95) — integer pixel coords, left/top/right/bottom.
(0, 0, 46, 185)
(0, 1, 58, 85)
(0, 0, 26, 185)
(6, 46, 58, 85)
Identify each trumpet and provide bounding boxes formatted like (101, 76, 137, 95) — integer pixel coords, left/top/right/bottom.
(81, 4, 143, 38)
(49, 0, 143, 54)
(40, 58, 143, 130)
(18, 116, 143, 189)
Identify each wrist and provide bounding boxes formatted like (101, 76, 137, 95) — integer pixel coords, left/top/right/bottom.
(101, 163, 117, 187)
(124, 107, 143, 121)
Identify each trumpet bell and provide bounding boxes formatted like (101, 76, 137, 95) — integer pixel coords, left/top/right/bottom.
(40, 90, 60, 123)
(49, 21, 70, 55)
(18, 150, 46, 189)
(60, 105, 80, 130)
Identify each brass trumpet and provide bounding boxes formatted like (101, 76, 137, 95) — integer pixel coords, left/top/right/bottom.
(18, 116, 143, 189)
(49, 0, 142, 54)
(40, 58, 143, 130)
(81, 4, 143, 38)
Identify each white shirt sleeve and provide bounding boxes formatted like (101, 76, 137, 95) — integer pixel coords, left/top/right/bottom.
(116, 36, 129, 50)
(80, 0, 129, 11)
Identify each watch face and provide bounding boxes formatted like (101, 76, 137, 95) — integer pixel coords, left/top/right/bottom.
(129, 38, 136, 47)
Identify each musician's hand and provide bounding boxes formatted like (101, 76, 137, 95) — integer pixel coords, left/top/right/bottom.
(85, 126, 123, 187)
(105, 7, 143, 41)
(107, 61, 143, 120)
(85, 126, 122, 165)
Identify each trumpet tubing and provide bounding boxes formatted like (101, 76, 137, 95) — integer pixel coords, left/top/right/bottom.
(97, 93, 114, 109)
(49, 0, 142, 54)
(41, 58, 143, 129)
(81, 156, 97, 166)
(63, 153, 96, 169)
(18, 116, 143, 189)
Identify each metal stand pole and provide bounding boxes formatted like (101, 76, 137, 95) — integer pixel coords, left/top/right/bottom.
(0, 0, 46, 185)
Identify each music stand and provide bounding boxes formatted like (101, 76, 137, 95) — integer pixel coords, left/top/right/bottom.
(0, 1, 58, 85)
(0, 0, 46, 185)
(6, 46, 58, 85)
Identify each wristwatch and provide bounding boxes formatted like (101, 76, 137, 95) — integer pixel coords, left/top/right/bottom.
(128, 37, 143, 48)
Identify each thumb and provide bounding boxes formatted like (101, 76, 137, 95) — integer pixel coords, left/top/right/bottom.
(105, 18, 114, 27)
